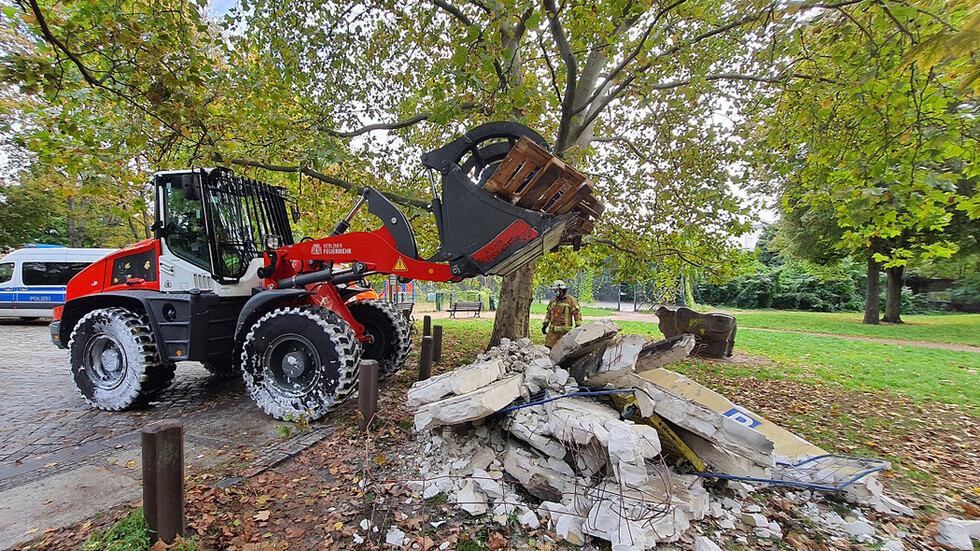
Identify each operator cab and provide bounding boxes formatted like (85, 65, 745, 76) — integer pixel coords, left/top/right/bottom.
(154, 169, 295, 284)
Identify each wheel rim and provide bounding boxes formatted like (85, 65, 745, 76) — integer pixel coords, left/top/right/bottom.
(83, 333, 126, 390)
(361, 318, 391, 360)
(263, 333, 322, 395)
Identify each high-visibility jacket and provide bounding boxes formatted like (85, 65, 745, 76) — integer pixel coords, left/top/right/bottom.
(544, 295, 582, 332)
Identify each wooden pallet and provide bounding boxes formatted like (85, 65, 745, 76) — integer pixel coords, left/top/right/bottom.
(484, 137, 604, 237)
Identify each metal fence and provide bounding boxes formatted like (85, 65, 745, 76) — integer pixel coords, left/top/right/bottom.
(377, 270, 684, 312)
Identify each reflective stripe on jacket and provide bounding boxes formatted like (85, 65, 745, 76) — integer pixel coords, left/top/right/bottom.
(545, 295, 581, 331)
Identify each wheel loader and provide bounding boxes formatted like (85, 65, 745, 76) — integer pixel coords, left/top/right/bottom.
(49, 122, 603, 420)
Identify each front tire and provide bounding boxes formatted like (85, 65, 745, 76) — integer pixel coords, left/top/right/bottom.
(347, 300, 412, 379)
(241, 306, 361, 420)
(69, 308, 170, 410)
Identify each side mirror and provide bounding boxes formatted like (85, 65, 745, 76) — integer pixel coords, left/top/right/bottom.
(291, 205, 301, 223)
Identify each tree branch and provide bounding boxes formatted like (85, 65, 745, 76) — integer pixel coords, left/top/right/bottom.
(431, 0, 472, 26)
(544, 0, 578, 154)
(318, 102, 479, 138)
(229, 160, 431, 209)
(20, 0, 189, 137)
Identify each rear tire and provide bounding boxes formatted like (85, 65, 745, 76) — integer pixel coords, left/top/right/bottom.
(241, 306, 361, 420)
(347, 300, 412, 379)
(68, 308, 170, 410)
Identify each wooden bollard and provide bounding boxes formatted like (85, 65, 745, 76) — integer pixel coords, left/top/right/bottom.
(142, 421, 184, 544)
(358, 360, 380, 431)
(423, 315, 432, 337)
(432, 325, 443, 362)
(419, 336, 434, 381)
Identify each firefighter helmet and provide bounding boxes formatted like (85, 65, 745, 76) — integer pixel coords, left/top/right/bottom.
(551, 280, 568, 291)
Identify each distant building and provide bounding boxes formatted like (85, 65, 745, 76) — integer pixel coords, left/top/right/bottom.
(738, 222, 770, 251)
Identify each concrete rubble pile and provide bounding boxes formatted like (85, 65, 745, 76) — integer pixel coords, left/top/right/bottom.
(403, 321, 917, 550)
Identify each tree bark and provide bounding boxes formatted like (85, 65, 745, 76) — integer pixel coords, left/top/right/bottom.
(66, 195, 85, 248)
(489, 260, 537, 348)
(882, 265, 904, 324)
(863, 253, 881, 325)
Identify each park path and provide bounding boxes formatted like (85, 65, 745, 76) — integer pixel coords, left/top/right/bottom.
(421, 308, 980, 353)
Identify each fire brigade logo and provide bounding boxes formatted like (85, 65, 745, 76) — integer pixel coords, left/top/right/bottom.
(393, 257, 408, 271)
(311, 244, 322, 255)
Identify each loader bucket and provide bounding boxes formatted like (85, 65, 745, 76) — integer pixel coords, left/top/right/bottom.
(422, 122, 603, 278)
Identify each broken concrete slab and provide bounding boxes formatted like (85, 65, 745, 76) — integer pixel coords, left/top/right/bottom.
(504, 408, 568, 458)
(407, 359, 505, 407)
(414, 374, 524, 431)
(635, 333, 696, 373)
(546, 397, 622, 446)
(550, 320, 621, 365)
(539, 501, 587, 546)
(583, 471, 707, 549)
(845, 471, 914, 516)
(571, 334, 646, 387)
(502, 442, 577, 502)
(694, 536, 724, 551)
(629, 371, 775, 468)
(682, 430, 773, 478)
(935, 518, 980, 550)
(455, 479, 488, 516)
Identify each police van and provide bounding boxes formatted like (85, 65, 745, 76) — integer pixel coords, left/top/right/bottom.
(0, 246, 116, 319)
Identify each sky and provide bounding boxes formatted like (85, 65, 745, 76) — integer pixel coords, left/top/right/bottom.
(208, 0, 238, 18)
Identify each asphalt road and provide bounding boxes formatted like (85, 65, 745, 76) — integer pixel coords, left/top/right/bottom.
(0, 320, 316, 549)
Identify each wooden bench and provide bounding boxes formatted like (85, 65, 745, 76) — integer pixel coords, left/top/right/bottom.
(448, 301, 482, 318)
(393, 302, 415, 325)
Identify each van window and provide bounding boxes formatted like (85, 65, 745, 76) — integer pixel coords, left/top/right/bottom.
(0, 262, 12, 284)
(22, 262, 91, 286)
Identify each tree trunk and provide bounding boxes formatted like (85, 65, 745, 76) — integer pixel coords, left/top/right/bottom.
(66, 195, 85, 248)
(863, 254, 881, 325)
(882, 265, 904, 324)
(489, 260, 537, 348)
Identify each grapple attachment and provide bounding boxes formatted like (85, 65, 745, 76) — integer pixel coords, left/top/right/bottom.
(422, 122, 603, 278)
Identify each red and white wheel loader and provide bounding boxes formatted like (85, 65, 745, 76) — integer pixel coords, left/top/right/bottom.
(50, 122, 603, 420)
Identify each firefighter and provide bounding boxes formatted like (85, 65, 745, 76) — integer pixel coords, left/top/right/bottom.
(542, 280, 582, 347)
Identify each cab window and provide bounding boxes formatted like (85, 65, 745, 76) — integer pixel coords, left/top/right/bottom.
(0, 262, 12, 284)
(164, 182, 211, 271)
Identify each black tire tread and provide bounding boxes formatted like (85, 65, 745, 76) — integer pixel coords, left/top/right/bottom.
(241, 305, 361, 420)
(68, 307, 170, 410)
(347, 300, 412, 379)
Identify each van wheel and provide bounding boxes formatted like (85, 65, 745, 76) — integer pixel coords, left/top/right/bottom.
(241, 306, 361, 421)
(347, 300, 411, 379)
(69, 308, 168, 410)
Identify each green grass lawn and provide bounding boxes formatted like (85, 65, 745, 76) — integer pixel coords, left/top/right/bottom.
(427, 317, 980, 413)
(718, 310, 980, 347)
